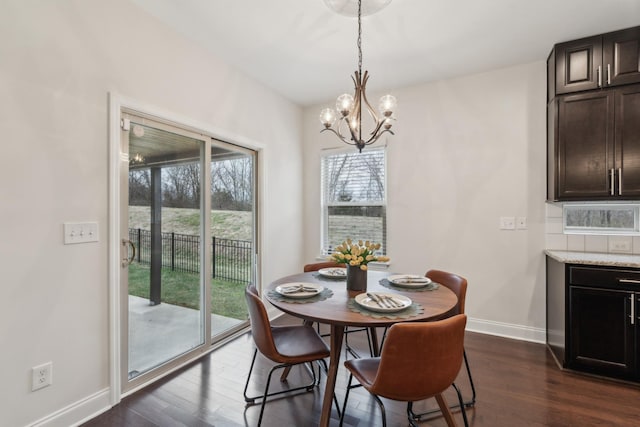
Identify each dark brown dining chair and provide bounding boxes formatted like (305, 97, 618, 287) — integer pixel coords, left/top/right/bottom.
(303, 261, 374, 357)
(243, 284, 339, 426)
(339, 314, 469, 427)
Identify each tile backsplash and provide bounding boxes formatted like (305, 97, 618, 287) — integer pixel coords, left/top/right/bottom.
(545, 202, 640, 254)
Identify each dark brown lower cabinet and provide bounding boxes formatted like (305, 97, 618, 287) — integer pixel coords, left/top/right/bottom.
(568, 286, 636, 379)
(547, 256, 640, 382)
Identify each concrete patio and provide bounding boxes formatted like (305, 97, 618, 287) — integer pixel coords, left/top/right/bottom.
(128, 295, 245, 377)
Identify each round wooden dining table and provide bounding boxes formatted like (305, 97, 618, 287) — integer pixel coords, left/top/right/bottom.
(265, 269, 458, 427)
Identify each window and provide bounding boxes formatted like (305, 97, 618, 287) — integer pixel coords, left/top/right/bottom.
(321, 147, 387, 255)
(563, 204, 640, 235)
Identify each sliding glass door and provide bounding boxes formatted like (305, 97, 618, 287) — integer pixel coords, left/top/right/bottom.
(119, 111, 256, 392)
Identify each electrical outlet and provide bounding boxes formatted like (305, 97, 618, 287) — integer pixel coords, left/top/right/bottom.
(609, 238, 632, 253)
(32, 362, 52, 391)
(516, 217, 527, 230)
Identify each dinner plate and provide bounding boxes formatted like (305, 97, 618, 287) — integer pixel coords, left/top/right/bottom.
(354, 292, 412, 313)
(276, 282, 324, 299)
(318, 267, 347, 278)
(387, 274, 432, 288)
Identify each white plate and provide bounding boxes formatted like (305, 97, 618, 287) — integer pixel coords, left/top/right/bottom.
(388, 274, 432, 288)
(318, 267, 347, 278)
(276, 282, 324, 299)
(355, 292, 412, 313)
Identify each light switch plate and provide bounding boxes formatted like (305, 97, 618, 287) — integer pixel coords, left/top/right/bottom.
(499, 217, 515, 230)
(64, 222, 99, 244)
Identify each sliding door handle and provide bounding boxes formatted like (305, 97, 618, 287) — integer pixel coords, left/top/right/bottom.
(121, 238, 136, 267)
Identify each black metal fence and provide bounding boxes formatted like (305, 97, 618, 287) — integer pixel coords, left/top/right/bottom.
(128, 228, 252, 284)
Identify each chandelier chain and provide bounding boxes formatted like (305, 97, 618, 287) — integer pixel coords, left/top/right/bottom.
(357, 0, 362, 74)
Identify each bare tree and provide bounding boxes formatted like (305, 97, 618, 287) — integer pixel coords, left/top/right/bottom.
(129, 169, 151, 206)
(211, 158, 253, 210)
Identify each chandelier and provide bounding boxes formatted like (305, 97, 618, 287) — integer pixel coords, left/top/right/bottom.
(319, 0, 397, 153)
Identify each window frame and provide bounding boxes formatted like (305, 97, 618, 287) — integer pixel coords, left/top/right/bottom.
(320, 146, 388, 256)
(563, 203, 640, 235)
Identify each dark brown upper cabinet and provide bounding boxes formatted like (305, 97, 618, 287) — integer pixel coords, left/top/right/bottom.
(548, 26, 640, 100)
(548, 84, 640, 201)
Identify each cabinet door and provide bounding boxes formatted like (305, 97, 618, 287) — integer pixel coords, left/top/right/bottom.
(556, 91, 615, 200)
(603, 27, 640, 87)
(616, 84, 640, 197)
(569, 286, 635, 380)
(555, 36, 602, 95)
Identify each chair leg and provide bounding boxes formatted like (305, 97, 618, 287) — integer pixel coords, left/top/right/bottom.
(371, 394, 387, 427)
(243, 349, 259, 403)
(463, 349, 477, 407)
(452, 383, 469, 427)
(409, 348, 476, 421)
(318, 359, 341, 418)
(407, 402, 419, 427)
(244, 349, 321, 423)
(339, 374, 354, 427)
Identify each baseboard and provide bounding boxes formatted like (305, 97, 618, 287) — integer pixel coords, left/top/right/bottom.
(467, 317, 546, 344)
(29, 388, 111, 427)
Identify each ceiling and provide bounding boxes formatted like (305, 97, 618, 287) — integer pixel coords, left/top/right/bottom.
(131, 0, 640, 107)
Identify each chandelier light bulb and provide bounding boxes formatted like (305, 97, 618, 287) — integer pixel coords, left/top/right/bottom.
(378, 94, 397, 117)
(336, 93, 355, 116)
(319, 108, 337, 128)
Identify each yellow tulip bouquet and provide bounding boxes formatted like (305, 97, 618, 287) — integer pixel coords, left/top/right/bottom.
(330, 239, 390, 270)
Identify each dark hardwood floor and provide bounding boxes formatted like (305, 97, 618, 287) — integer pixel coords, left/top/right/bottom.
(83, 315, 640, 426)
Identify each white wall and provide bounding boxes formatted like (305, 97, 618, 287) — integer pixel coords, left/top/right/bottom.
(303, 61, 548, 341)
(0, 1, 303, 426)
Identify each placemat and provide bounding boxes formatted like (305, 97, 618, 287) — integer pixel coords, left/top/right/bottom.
(267, 287, 333, 304)
(379, 278, 440, 292)
(347, 298, 424, 319)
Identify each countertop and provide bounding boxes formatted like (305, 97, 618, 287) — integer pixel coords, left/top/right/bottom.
(545, 250, 640, 268)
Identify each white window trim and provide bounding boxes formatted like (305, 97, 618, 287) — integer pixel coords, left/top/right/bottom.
(563, 203, 640, 235)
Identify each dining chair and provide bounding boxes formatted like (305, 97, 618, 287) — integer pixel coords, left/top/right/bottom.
(303, 261, 374, 358)
(243, 284, 339, 426)
(426, 270, 475, 402)
(339, 314, 469, 427)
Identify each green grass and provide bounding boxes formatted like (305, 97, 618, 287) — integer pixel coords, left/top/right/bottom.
(128, 263, 248, 320)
